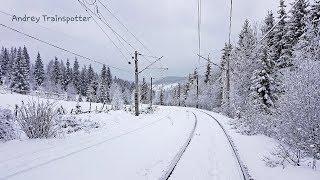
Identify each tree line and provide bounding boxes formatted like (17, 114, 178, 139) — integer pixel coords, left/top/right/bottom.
(0, 46, 134, 106)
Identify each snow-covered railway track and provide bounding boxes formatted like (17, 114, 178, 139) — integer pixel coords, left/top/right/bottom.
(197, 110, 250, 180)
(159, 111, 198, 180)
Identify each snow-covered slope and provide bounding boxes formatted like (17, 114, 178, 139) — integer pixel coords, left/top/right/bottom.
(154, 76, 186, 85)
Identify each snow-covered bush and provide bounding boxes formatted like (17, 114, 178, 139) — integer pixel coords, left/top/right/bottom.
(0, 107, 16, 141)
(16, 101, 58, 139)
(59, 115, 99, 134)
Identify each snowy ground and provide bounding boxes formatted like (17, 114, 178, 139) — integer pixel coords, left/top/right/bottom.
(0, 93, 319, 180)
(204, 111, 320, 180)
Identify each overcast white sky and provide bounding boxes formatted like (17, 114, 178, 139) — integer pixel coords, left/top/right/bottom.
(0, 0, 295, 80)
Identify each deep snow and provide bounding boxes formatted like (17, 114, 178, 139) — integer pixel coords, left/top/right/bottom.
(0, 93, 319, 180)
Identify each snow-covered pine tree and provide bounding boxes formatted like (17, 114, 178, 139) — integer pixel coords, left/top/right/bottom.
(0, 48, 9, 84)
(273, 0, 288, 68)
(10, 47, 30, 94)
(59, 60, 66, 91)
(220, 43, 232, 114)
(22, 46, 30, 77)
(98, 65, 109, 104)
(72, 58, 80, 94)
(140, 77, 149, 104)
(79, 66, 88, 96)
(51, 57, 61, 86)
(7, 47, 17, 82)
(63, 59, 73, 91)
(159, 88, 164, 105)
(106, 67, 112, 89)
(110, 82, 124, 110)
(250, 11, 278, 109)
(229, 20, 257, 117)
(310, 0, 320, 29)
(204, 60, 211, 84)
(34, 52, 45, 87)
(279, 0, 309, 69)
(86, 80, 97, 103)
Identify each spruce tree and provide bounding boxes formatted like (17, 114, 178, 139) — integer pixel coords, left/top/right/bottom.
(229, 20, 257, 117)
(80, 66, 88, 96)
(220, 43, 232, 114)
(10, 47, 30, 94)
(8, 48, 17, 81)
(51, 57, 61, 85)
(273, 0, 288, 67)
(0, 48, 9, 79)
(140, 77, 149, 104)
(159, 89, 164, 105)
(106, 67, 112, 88)
(34, 52, 45, 87)
(22, 46, 30, 77)
(204, 60, 211, 84)
(98, 65, 109, 104)
(0, 48, 9, 84)
(63, 59, 73, 91)
(249, 12, 279, 112)
(72, 58, 80, 94)
(279, 0, 309, 68)
(60, 60, 66, 90)
(310, 0, 320, 29)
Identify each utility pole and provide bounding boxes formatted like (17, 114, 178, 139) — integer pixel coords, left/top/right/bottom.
(196, 70, 199, 108)
(134, 51, 140, 116)
(149, 77, 153, 109)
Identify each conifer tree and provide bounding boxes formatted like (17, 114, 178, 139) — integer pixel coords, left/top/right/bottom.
(310, 0, 320, 29)
(0, 48, 9, 84)
(229, 20, 257, 117)
(51, 57, 61, 85)
(63, 59, 73, 91)
(7, 48, 17, 81)
(159, 89, 164, 105)
(204, 60, 211, 84)
(10, 47, 30, 94)
(34, 52, 45, 87)
(22, 46, 30, 77)
(279, 0, 309, 68)
(220, 43, 232, 114)
(140, 77, 149, 104)
(106, 67, 112, 88)
(98, 65, 109, 104)
(72, 58, 80, 94)
(110, 82, 124, 110)
(79, 66, 88, 96)
(248, 12, 279, 115)
(273, 0, 288, 67)
(60, 60, 66, 90)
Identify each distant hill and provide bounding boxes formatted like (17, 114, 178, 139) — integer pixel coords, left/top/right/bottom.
(154, 76, 186, 85)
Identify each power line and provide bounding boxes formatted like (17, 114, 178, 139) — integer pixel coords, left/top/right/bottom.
(197, 0, 202, 63)
(79, 0, 135, 51)
(82, 0, 158, 65)
(96, 0, 155, 56)
(77, 0, 131, 64)
(0, 23, 130, 73)
(259, 0, 302, 44)
(228, 0, 233, 45)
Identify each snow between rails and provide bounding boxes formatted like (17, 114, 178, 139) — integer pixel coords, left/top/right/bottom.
(159, 111, 198, 180)
(198, 110, 252, 180)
